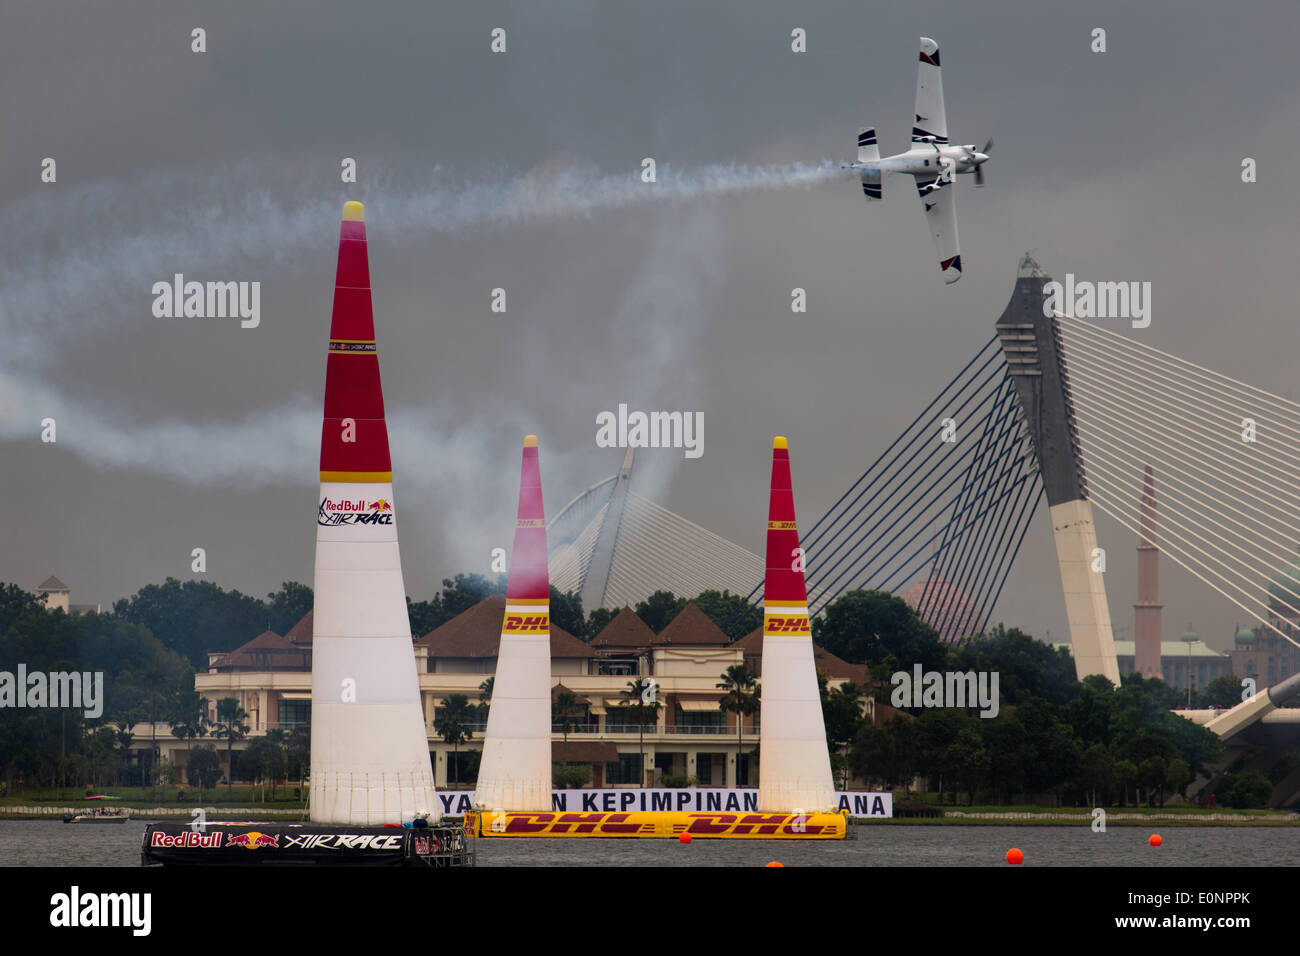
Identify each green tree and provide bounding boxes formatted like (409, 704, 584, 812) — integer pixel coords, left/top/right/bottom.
(1164, 756, 1191, 801)
(813, 590, 945, 673)
(584, 606, 618, 641)
(169, 692, 209, 780)
(948, 625, 1079, 708)
(821, 678, 867, 788)
(916, 710, 987, 805)
(548, 588, 585, 637)
(1079, 743, 1115, 808)
(717, 665, 760, 786)
(634, 591, 688, 633)
(692, 589, 762, 639)
(849, 721, 888, 789)
(1201, 674, 1244, 709)
(1220, 771, 1272, 809)
(553, 764, 590, 789)
(440, 574, 507, 617)
(619, 678, 662, 787)
(553, 690, 583, 764)
(266, 582, 313, 634)
(243, 733, 287, 802)
(112, 577, 268, 669)
(982, 706, 1032, 803)
(285, 725, 310, 792)
(186, 744, 222, 802)
(211, 698, 250, 793)
(1138, 756, 1168, 807)
(1114, 759, 1139, 807)
(434, 694, 475, 787)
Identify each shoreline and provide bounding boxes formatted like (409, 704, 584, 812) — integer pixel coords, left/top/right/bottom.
(4, 805, 1296, 826)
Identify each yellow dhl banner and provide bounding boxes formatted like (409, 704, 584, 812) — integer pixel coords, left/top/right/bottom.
(464, 809, 846, 839)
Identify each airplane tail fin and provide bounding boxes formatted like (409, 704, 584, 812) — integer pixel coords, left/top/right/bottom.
(856, 127, 879, 163)
(858, 169, 881, 201)
(856, 128, 881, 200)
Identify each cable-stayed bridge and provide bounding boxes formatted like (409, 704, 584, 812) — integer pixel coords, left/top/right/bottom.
(548, 256, 1300, 751)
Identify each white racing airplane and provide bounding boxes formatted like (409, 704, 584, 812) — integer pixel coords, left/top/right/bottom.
(843, 37, 991, 284)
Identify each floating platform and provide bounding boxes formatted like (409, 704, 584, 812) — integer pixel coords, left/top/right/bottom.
(464, 809, 848, 839)
(141, 822, 474, 866)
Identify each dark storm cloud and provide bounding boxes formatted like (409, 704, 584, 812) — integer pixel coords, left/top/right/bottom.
(1, 0, 1298, 654)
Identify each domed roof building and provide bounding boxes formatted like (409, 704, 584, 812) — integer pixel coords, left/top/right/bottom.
(899, 576, 983, 643)
(1225, 553, 1300, 689)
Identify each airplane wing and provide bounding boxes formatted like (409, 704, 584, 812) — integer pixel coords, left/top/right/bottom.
(913, 37, 948, 146)
(916, 178, 961, 283)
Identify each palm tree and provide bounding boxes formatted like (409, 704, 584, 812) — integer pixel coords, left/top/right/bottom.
(211, 698, 250, 794)
(553, 690, 582, 766)
(717, 665, 760, 787)
(619, 678, 662, 787)
(435, 694, 474, 787)
(169, 693, 209, 792)
(478, 676, 494, 705)
(263, 728, 288, 800)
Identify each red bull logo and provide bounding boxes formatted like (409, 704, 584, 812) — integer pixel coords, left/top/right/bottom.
(503, 614, 549, 634)
(764, 614, 811, 636)
(226, 830, 279, 849)
(149, 830, 223, 848)
(318, 497, 394, 527)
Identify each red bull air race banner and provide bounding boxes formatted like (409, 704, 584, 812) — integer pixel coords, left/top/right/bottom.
(439, 789, 893, 818)
(141, 823, 470, 866)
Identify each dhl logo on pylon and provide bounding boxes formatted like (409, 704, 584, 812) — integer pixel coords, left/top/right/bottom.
(516, 518, 545, 528)
(768, 520, 797, 530)
(503, 614, 549, 634)
(764, 613, 811, 636)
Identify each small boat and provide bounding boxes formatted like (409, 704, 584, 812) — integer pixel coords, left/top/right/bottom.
(64, 808, 130, 824)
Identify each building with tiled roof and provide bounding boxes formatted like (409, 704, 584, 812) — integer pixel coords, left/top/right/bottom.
(179, 599, 875, 791)
(732, 627, 870, 684)
(34, 575, 100, 615)
(417, 594, 593, 675)
(589, 606, 658, 648)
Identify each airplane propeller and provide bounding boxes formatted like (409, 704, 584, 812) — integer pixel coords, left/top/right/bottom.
(972, 137, 993, 187)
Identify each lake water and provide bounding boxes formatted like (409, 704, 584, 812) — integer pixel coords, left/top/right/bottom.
(2, 819, 1297, 867)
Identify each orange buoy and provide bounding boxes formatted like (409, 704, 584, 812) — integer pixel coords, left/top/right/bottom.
(679, 833, 692, 844)
(1149, 834, 1162, 847)
(1006, 848, 1024, 865)
(766, 861, 784, 867)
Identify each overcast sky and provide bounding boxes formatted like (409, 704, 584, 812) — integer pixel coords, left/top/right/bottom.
(2, 0, 1298, 652)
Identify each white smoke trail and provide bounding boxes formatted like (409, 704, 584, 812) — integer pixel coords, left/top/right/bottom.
(0, 158, 840, 458)
(0, 158, 841, 364)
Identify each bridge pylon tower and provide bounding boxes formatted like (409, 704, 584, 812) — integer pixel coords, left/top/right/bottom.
(996, 255, 1121, 684)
